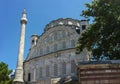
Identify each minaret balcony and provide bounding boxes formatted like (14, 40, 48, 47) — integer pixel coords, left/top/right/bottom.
(20, 18, 27, 24)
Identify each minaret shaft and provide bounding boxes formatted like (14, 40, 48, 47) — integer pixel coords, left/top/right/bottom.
(14, 10, 27, 84)
(17, 23, 25, 67)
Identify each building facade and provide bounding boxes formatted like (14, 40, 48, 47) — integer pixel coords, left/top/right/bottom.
(24, 18, 90, 84)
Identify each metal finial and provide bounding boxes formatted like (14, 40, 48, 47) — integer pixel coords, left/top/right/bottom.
(22, 9, 26, 14)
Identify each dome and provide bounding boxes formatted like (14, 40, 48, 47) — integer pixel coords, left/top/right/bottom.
(44, 18, 81, 31)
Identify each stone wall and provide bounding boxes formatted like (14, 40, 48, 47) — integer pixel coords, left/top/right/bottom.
(77, 61, 120, 84)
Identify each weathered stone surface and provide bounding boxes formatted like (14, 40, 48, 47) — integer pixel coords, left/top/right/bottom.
(24, 18, 90, 84)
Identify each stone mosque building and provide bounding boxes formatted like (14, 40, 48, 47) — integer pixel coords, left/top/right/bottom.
(14, 10, 90, 84)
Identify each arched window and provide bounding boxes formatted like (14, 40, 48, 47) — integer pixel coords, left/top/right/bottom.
(40, 48, 43, 55)
(59, 31, 62, 39)
(62, 62, 66, 74)
(62, 31, 65, 38)
(62, 41, 66, 49)
(28, 73, 31, 82)
(39, 67, 42, 78)
(54, 32, 57, 40)
(31, 40, 34, 45)
(44, 38, 47, 44)
(46, 46, 50, 53)
(71, 60, 76, 73)
(54, 44, 57, 51)
(46, 65, 50, 77)
(49, 34, 52, 42)
(54, 64, 58, 76)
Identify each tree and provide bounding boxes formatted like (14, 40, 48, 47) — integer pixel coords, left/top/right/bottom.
(0, 62, 13, 84)
(76, 0, 120, 60)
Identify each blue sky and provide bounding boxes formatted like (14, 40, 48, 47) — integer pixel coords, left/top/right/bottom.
(0, 0, 91, 70)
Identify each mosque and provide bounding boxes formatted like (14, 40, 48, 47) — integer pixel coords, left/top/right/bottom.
(14, 10, 90, 84)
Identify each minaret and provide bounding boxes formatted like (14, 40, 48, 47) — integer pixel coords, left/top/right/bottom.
(14, 9, 27, 84)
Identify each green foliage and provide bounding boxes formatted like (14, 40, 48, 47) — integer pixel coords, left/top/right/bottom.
(77, 0, 120, 59)
(0, 62, 13, 84)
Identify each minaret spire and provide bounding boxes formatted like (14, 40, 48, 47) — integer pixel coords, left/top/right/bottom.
(14, 9, 27, 84)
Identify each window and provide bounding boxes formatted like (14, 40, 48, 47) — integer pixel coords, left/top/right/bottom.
(59, 31, 62, 39)
(46, 65, 50, 77)
(57, 31, 61, 40)
(62, 41, 66, 49)
(49, 34, 52, 42)
(82, 25, 86, 30)
(54, 64, 58, 76)
(39, 67, 42, 78)
(51, 34, 54, 42)
(32, 40, 34, 44)
(62, 62, 66, 74)
(40, 48, 43, 55)
(54, 44, 57, 51)
(71, 40, 75, 47)
(62, 31, 65, 37)
(44, 38, 47, 44)
(28, 73, 31, 82)
(46, 46, 50, 53)
(54, 32, 57, 40)
(71, 60, 76, 73)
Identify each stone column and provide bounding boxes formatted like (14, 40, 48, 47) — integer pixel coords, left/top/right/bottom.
(14, 9, 27, 84)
